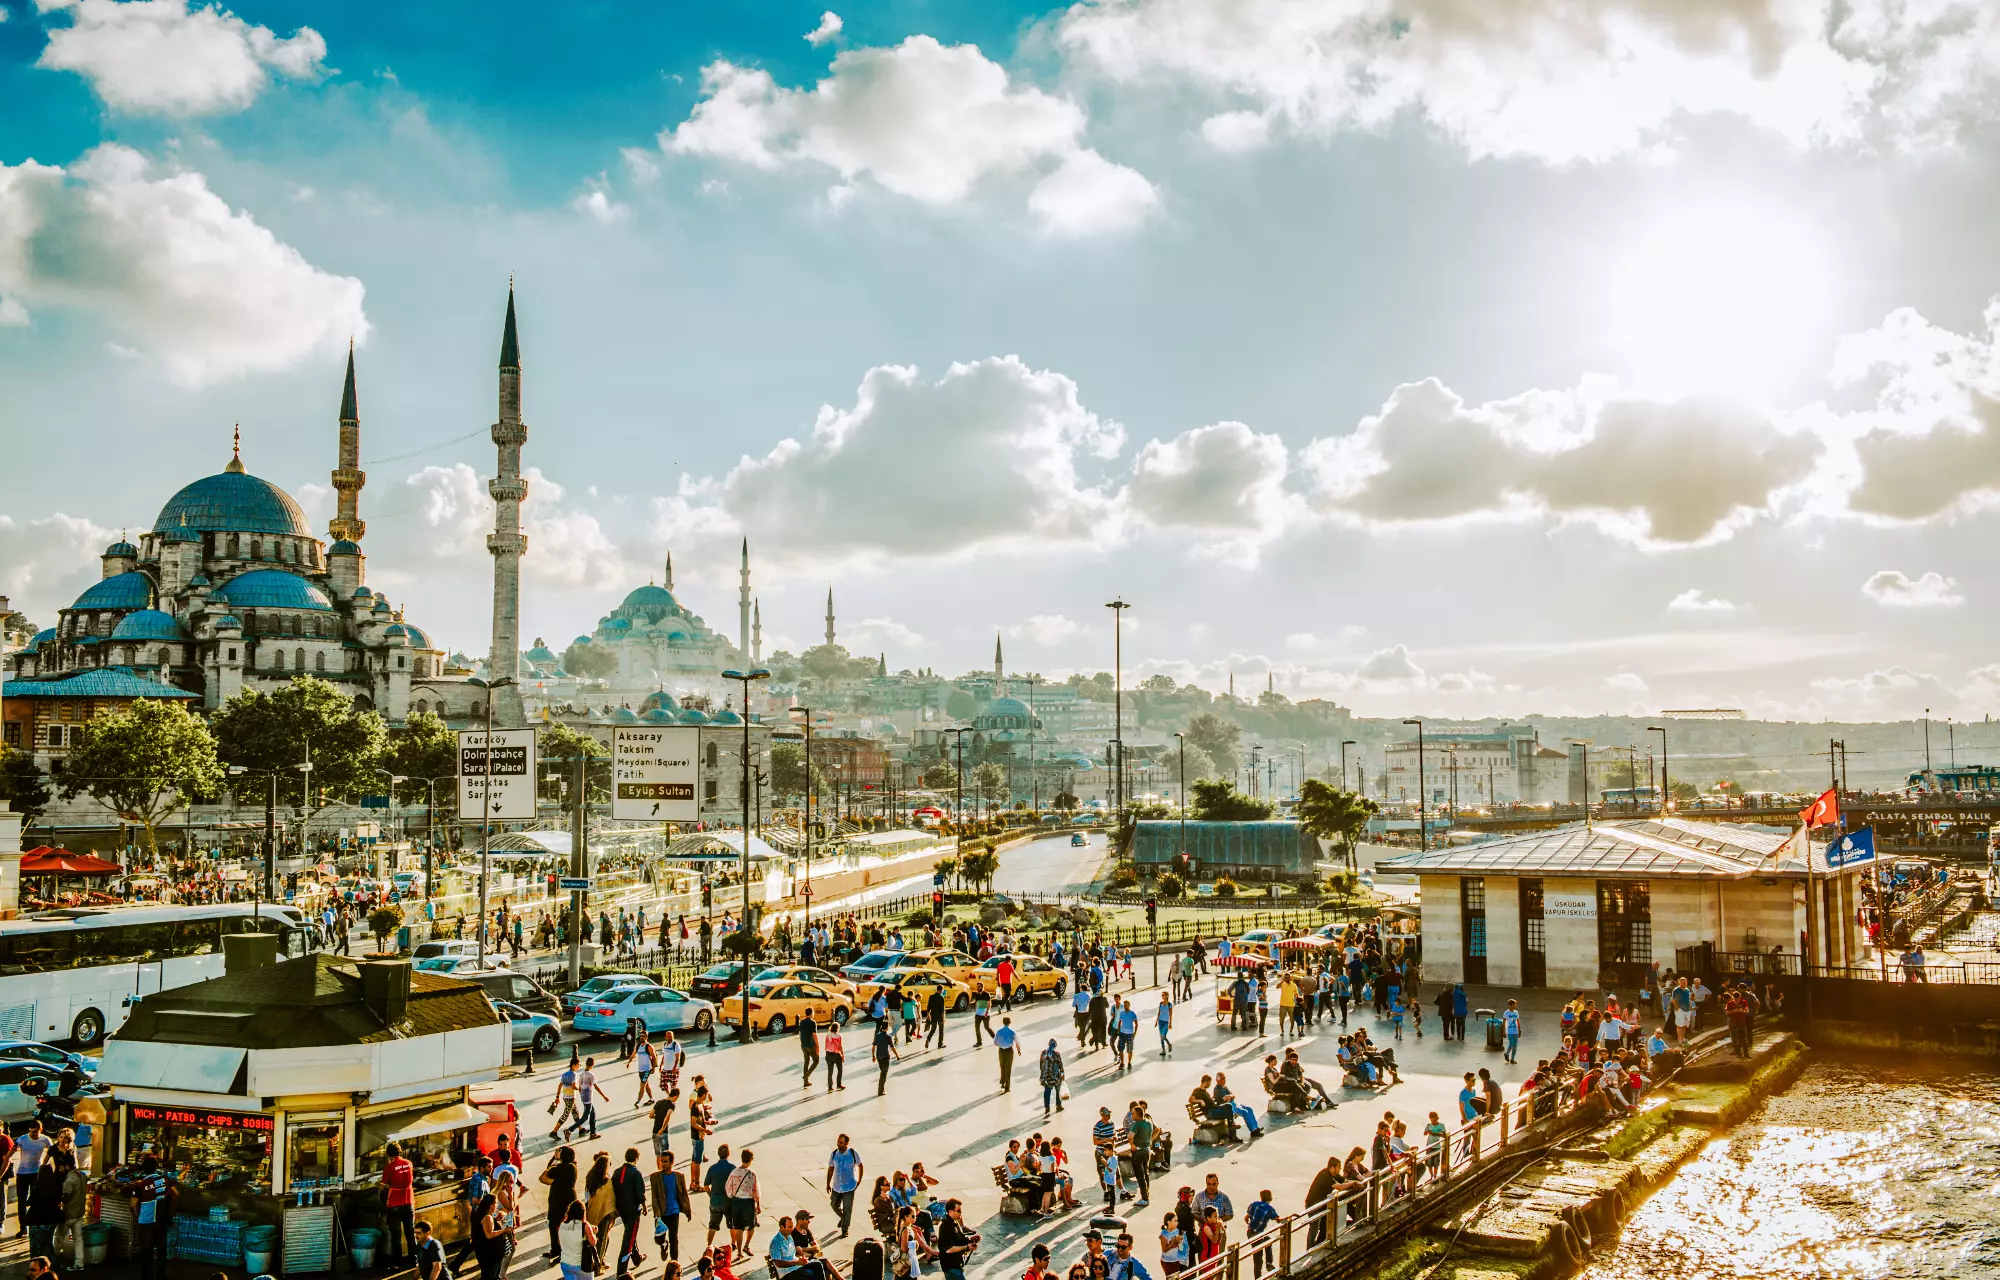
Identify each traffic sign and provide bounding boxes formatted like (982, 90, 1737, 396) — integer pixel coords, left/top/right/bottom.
(360, 795, 390, 809)
(559, 876, 591, 892)
(458, 728, 538, 821)
(611, 726, 700, 821)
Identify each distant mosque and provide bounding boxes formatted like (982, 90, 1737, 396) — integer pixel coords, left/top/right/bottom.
(563, 540, 759, 704)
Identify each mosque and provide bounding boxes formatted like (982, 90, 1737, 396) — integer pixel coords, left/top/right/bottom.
(7, 344, 474, 729)
(561, 542, 757, 705)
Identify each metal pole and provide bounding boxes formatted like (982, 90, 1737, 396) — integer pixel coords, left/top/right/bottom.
(478, 690, 492, 965)
(740, 682, 753, 1038)
(1649, 725, 1669, 817)
(1404, 719, 1425, 853)
(804, 710, 814, 937)
(264, 773, 276, 904)
(567, 751, 585, 988)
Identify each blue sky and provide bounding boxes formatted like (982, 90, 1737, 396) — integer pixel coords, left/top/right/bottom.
(6, 0, 2000, 721)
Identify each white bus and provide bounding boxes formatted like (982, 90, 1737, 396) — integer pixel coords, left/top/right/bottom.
(0, 903, 316, 1047)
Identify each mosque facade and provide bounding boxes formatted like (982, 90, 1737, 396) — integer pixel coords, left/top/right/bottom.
(561, 542, 757, 706)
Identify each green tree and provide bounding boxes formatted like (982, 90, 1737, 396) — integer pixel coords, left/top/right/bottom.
(1052, 786, 1079, 811)
(367, 902, 405, 953)
(384, 710, 457, 802)
(56, 700, 224, 856)
(932, 854, 960, 888)
(922, 761, 959, 791)
(1168, 742, 1218, 791)
(212, 677, 388, 806)
(945, 689, 978, 719)
(1668, 779, 1699, 806)
(769, 742, 826, 806)
(0, 748, 51, 837)
(1183, 712, 1242, 777)
(1294, 779, 1379, 872)
(1189, 779, 1273, 822)
(959, 848, 998, 892)
(560, 640, 618, 680)
(972, 761, 1006, 811)
(1156, 870, 1186, 900)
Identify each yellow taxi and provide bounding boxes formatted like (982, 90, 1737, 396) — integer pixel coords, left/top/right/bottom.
(900, 948, 984, 985)
(966, 952, 1068, 1000)
(751, 964, 860, 1000)
(717, 978, 854, 1035)
(854, 967, 973, 1015)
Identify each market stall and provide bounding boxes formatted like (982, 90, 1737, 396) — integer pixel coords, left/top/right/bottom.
(1213, 953, 1273, 1024)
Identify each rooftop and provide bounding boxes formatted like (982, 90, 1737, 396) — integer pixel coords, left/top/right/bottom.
(1377, 817, 1829, 879)
(3, 669, 200, 699)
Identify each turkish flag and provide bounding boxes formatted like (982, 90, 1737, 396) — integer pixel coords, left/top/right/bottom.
(1799, 788, 1840, 829)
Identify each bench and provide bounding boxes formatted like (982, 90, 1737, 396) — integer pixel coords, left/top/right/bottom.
(1186, 1098, 1238, 1146)
(990, 1165, 1037, 1217)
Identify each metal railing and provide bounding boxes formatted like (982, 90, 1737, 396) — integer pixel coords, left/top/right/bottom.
(1166, 1079, 1597, 1280)
(1814, 960, 2000, 984)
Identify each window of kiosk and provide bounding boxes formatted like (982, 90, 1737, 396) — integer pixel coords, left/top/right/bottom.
(356, 1107, 475, 1191)
(286, 1114, 344, 1191)
(126, 1107, 273, 1192)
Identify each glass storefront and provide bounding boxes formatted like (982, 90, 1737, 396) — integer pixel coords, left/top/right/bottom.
(285, 1113, 344, 1190)
(126, 1105, 273, 1192)
(356, 1101, 480, 1192)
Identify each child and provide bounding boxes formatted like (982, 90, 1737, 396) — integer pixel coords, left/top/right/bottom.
(1097, 1148, 1119, 1212)
(1422, 1112, 1447, 1180)
(1406, 993, 1423, 1039)
(1391, 998, 1405, 1040)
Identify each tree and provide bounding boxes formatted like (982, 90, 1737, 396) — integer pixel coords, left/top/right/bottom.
(1171, 743, 1218, 790)
(560, 640, 617, 680)
(367, 902, 405, 954)
(1257, 689, 1290, 708)
(1157, 870, 1186, 900)
(537, 721, 610, 803)
(1189, 779, 1273, 822)
(945, 689, 978, 719)
(56, 700, 224, 857)
(972, 761, 1006, 812)
(1183, 712, 1242, 777)
(770, 742, 826, 806)
(1294, 779, 1379, 872)
(0, 749, 51, 837)
(212, 677, 388, 806)
(1052, 786, 1079, 811)
(959, 848, 998, 892)
(932, 855, 960, 888)
(922, 761, 959, 791)
(1140, 674, 1177, 694)
(384, 709, 457, 801)
(1668, 779, 1699, 806)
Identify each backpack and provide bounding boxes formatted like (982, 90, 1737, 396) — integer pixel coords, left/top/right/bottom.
(850, 1237, 885, 1280)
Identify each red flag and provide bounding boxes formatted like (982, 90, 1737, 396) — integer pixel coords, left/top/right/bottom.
(1799, 788, 1840, 829)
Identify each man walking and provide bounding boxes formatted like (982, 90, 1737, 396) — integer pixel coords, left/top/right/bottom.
(824, 1135, 863, 1238)
(873, 1020, 899, 1096)
(1126, 1103, 1155, 1207)
(799, 1010, 821, 1088)
(570, 1057, 610, 1139)
(973, 989, 994, 1048)
(701, 1144, 735, 1254)
(611, 1148, 648, 1279)
(994, 1017, 1018, 1092)
(925, 988, 947, 1049)
(1039, 1040, 1066, 1116)
(1502, 1000, 1521, 1064)
(997, 955, 1016, 1010)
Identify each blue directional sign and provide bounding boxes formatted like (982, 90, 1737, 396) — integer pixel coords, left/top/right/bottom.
(560, 877, 591, 891)
(1826, 827, 1876, 869)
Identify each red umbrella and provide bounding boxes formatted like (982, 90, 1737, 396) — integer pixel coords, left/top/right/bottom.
(20, 848, 123, 876)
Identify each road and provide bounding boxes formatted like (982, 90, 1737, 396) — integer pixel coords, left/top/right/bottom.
(988, 830, 1118, 896)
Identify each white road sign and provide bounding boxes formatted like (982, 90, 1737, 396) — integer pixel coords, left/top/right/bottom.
(612, 725, 701, 821)
(458, 728, 538, 822)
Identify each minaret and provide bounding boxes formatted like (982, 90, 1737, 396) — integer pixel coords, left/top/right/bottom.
(824, 588, 836, 647)
(329, 340, 366, 543)
(993, 631, 1004, 692)
(664, 550, 675, 592)
(738, 538, 751, 656)
(752, 598, 763, 663)
(486, 284, 529, 727)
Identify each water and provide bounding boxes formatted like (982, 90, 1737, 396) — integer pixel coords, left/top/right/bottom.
(1576, 1056, 2000, 1280)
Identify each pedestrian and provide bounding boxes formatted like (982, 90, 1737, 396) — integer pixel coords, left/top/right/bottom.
(994, 1017, 1017, 1092)
(936, 1198, 980, 1280)
(723, 1149, 759, 1259)
(1156, 993, 1173, 1056)
(925, 989, 947, 1049)
(572, 1057, 610, 1139)
(127, 1155, 168, 1280)
(823, 1024, 846, 1092)
(635, 1036, 657, 1107)
(382, 1141, 416, 1263)
(1039, 1039, 1067, 1116)
(1127, 1103, 1156, 1206)
(799, 1009, 821, 1087)
(1433, 986, 1454, 1042)
(825, 1135, 863, 1238)
(538, 1146, 579, 1261)
(1451, 984, 1469, 1041)
(555, 1202, 594, 1280)
(1244, 1192, 1277, 1278)
(973, 988, 994, 1048)
(873, 1020, 899, 1096)
(469, 1166, 516, 1280)
(1502, 1000, 1521, 1064)
(653, 1151, 693, 1261)
(700, 1144, 734, 1253)
(610, 1148, 648, 1278)
(14, 1121, 48, 1235)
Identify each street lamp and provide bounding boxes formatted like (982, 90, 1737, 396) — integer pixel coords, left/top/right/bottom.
(375, 769, 407, 879)
(789, 705, 816, 934)
(1341, 740, 1357, 795)
(468, 675, 517, 966)
(941, 727, 971, 863)
(1646, 726, 1668, 817)
(1173, 731, 1187, 864)
(1403, 719, 1426, 853)
(1105, 599, 1130, 812)
(722, 667, 771, 1038)
(420, 774, 455, 900)
(227, 765, 282, 905)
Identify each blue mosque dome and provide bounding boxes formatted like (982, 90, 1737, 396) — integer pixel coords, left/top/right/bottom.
(154, 468, 312, 537)
(189, 574, 211, 588)
(571, 635, 592, 647)
(371, 597, 392, 614)
(384, 623, 409, 638)
(612, 707, 642, 725)
(621, 584, 677, 613)
(215, 615, 243, 630)
(352, 586, 374, 598)
(641, 708, 676, 725)
(640, 691, 678, 713)
(328, 539, 361, 556)
(213, 570, 334, 610)
(403, 624, 434, 649)
(30, 628, 54, 648)
(676, 708, 710, 725)
(73, 572, 154, 611)
(708, 708, 743, 726)
(161, 519, 202, 545)
(104, 539, 138, 559)
(111, 610, 187, 641)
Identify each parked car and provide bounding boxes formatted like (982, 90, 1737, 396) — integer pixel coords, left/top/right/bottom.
(571, 985, 715, 1036)
(0, 1041, 97, 1077)
(415, 955, 503, 975)
(965, 953, 1067, 999)
(899, 949, 983, 985)
(466, 970, 562, 1018)
(562, 973, 658, 1016)
(838, 949, 908, 983)
(751, 965, 859, 999)
(853, 968, 972, 1014)
(412, 939, 483, 963)
(717, 980, 854, 1034)
(688, 962, 755, 1005)
(493, 1000, 562, 1054)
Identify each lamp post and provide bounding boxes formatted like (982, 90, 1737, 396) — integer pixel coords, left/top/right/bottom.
(1105, 599, 1130, 813)
(227, 766, 281, 908)
(1647, 725, 1669, 817)
(1173, 730, 1187, 863)
(1026, 674, 1041, 814)
(723, 668, 771, 1037)
(1248, 744, 1262, 799)
(375, 768, 407, 885)
(1341, 740, 1357, 794)
(1402, 719, 1426, 853)
(941, 728, 970, 864)
(470, 676, 517, 966)
(421, 775, 455, 900)
(791, 706, 815, 935)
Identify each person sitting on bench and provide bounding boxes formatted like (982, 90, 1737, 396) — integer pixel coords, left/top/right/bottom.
(1281, 1049, 1335, 1109)
(768, 1216, 828, 1280)
(1262, 1055, 1312, 1112)
(1336, 1037, 1379, 1087)
(1188, 1079, 1242, 1141)
(1352, 1030, 1403, 1084)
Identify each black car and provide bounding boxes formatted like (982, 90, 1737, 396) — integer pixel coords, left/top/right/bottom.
(465, 970, 562, 1018)
(688, 962, 752, 1004)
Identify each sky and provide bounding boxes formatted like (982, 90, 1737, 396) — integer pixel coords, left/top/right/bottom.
(5, 0, 2000, 723)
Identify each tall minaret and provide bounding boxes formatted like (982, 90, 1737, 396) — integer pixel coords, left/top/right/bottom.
(738, 538, 751, 656)
(824, 588, 836, 647)
(993, 631, 1004, 692)
(752, 598, 763, 663)
(487, 284, 529, 727)
(663, 549, 675, 592)
(329, 340, 366, 543)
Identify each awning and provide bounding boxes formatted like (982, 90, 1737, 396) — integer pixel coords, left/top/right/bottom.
(20, 848, 122, 876)
(1275, 936, 1334, 951)
(1214, 954, 1273, 970)
(382, 1102, 488, 1142)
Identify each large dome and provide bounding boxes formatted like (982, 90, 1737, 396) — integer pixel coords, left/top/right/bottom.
(212, 570, 333, 610)
(154, 469, 312, 537)
(620, 584, 677, 614)
(73, 571, 155, 611)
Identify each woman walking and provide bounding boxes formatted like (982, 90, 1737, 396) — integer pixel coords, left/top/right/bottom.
(539, 1146, 579, 1261)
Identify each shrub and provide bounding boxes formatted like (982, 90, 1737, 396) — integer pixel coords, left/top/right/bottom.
(1107, 860, 1140, 889)
(367, 903, 405, 952)
(1213, 876, 1239, 898)
(1157, 871, 1186, 900)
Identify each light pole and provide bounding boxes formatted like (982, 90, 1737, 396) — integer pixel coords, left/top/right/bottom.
(1402, 719, 1426, 853)
(421, 775, 455, 900)
(1173, 729, 1187, 866)
(1647, 725, 1669, 817)
(1105, 598, 1130, 812)
(1341, 740, 1357, 794)
(941, 728, 970, 863)
(375, 768, 407, 886)
(791, 706, 815, 936)
(471, 676, 517, 966)
(722, 667, 771, 1038)
(227, 766, 281, 907)
(1248, 744, 1262, 799)
(1026, 674, 1041, 813)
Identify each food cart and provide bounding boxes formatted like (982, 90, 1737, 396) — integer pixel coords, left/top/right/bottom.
(1274, 935, 1338, 968)
(1213, 953, 1273, 1024)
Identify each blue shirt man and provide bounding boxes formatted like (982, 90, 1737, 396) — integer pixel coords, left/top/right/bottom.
(993, 1024, 1017, 1051)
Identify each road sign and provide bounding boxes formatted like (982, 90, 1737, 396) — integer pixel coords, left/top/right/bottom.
(360, 795, 390, 809)
(458, 728, 538, 821)
(611, 726, 700, 821)
(559, 876, 591, 892)
(1827, 826, 1876, 869)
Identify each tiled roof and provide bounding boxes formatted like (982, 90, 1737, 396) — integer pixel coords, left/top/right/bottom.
(153, 469, 312, 537)
(2, 670, 199, 699)
(1377, 817, 1825, 879)
(114, 954, 499, 1049)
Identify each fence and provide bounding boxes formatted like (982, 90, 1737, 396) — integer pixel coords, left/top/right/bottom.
(1680, 945, 2000, 986)
(1166, 1072, 1600, 1280)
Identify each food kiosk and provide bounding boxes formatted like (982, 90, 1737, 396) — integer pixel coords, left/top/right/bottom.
(1212, 953, 1273, 1023)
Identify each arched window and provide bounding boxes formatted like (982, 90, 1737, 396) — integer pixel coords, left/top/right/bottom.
(227, 534, 240, 558)
(250, 539, 262, 560)
(314, 651, 325, 672)
(295, 647, 306, 670)
(415, 699, 428, 714)
(270, 648, 284, 670)
(706, 742, 719, 768)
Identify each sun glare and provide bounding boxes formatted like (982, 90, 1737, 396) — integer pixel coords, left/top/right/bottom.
(1603, 193, 1837, 403)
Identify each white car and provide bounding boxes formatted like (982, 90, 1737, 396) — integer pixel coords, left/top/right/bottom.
(494, 1001, 562, 1054)
(572, 985, 714, 1036)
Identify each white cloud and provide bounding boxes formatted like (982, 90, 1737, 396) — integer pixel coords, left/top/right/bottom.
(704, 356, 1126, 568)
(1125, 420, 1288, 535)
(1861, 569, 1962, 608)
(619, 147, 661, 184)
(845, 616, 924, 651)
(1836, 300, 2000, 522)
(1604, 672, 1649, 693)
(0, 511, 118, 622)
(38, 0, 327, 116)
(1809, 664, 1959, 718)
(1303, 377, 1820, 547)
(663, 35, 1156, 234)
(1668, 589, 1738, 613)
(1199, 110, 1271, 152)
(1284, 633, 1318, 652)
(1058, 0, 2000, 163)
(571, 180, 629, 224)
(0, 144, 366, 387)
(405, 464, 632, 592)
(1355, 644, 1423, 684)
(805, 11, 843, 45)
(1007, 614, 1082, 646)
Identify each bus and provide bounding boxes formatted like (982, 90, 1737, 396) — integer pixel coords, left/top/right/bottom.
(0, 903, 315, 1047)
(1599, 787, 1662, 810)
